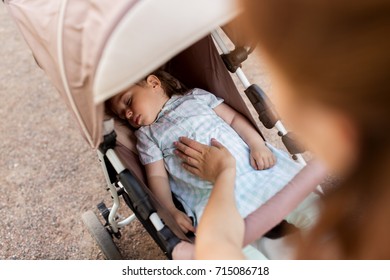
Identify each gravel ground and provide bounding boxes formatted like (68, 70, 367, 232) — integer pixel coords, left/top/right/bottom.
(0, 4, 311, 260)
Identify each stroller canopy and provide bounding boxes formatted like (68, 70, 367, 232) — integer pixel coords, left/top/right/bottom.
(5, 0, 240, 148)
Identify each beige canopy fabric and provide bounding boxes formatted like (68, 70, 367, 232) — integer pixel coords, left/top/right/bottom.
(4, 0, 240, 148)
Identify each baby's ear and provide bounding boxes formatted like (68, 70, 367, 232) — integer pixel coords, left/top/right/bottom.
(146, 75, 161, 88)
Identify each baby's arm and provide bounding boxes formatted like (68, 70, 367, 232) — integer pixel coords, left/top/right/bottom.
(214, 103, 276, 170)
(145, 160, 195, 233)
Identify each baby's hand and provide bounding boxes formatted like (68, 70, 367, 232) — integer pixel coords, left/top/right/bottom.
(249, 143, 276, 170)
(172, 208, 195, 233)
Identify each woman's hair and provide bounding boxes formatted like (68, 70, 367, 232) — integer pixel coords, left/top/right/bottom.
(242, 0, 390, 259)
(105, 69, 188, 119)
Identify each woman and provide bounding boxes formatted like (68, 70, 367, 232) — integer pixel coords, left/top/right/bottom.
(176, 0, 390, 259)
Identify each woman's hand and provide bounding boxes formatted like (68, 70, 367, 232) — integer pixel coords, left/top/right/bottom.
(249, 142, 276, 170)
(174, 137, 235, 183)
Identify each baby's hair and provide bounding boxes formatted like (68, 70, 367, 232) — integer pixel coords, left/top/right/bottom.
(104, 69, 188, 121)
(137, 69, 188, 97)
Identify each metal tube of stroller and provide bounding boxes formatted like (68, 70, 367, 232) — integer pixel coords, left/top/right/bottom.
(212, 28, 324, 196)
(149, 213, 164, 231)
(274, 121, 289, 136)
(117, 213, 137, 228)
(106, 148, 126, 173)
(105, 148, 162, 230)
(97, 149, 121, 233)
(235, 68, 251, 89)
(295, 154, 307, 166)
(211, 30, 229, 53)
(101, 149, 138, 230)
(211, 30, 251, 88)
(212, 33, 326, 195)
(108, 190, 121, 232)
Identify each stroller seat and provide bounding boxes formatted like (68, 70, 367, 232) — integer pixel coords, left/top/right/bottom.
(105, 36, 325, 259)
(106, 35, 265, 253)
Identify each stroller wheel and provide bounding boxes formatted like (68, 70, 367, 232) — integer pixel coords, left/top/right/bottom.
(82, 210, 123, 260)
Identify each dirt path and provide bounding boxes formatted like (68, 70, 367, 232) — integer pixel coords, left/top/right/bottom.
(0, 4, 297, 260)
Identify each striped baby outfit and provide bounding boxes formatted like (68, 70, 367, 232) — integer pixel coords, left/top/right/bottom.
(135, 88, 303, 225)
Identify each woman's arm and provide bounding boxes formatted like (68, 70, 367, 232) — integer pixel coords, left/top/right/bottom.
(145, 160, 195, 233)
(196, 166, 244, 259)
(197, 168, 244, 259)
(175, 137, 245, 259)
(174, 137, 327, 259)
(214, 103, 276, 170)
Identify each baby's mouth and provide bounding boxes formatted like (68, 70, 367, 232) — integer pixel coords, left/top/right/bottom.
(133, 115, 141, 126)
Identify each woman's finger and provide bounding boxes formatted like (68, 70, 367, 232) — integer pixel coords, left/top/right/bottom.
(179, 137, 208, 153)
(175, 149, 194, 164)
(175, 149, 199, 168)
(174, 140, 201, 159)
(210, 138, 224, 149)
(182, 162, 201, 177)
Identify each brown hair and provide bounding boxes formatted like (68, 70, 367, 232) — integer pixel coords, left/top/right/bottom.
(137, 69, 188, 97)
(243, 0, 390, 259)
(105, 69, 188, 119)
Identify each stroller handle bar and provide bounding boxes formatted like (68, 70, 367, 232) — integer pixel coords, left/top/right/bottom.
(211, 29, 308, 166)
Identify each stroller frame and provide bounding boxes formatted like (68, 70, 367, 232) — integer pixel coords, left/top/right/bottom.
(3, 0, 324, 260)
(82, 28, 317, 260)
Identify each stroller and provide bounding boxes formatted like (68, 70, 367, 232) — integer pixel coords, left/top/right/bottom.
(4, 0, 326, 259)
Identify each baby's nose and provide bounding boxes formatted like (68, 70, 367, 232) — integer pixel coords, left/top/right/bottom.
(125, 109, 133, 119)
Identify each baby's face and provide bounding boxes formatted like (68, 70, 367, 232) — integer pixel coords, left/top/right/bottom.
(110, 83, 168, 128)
